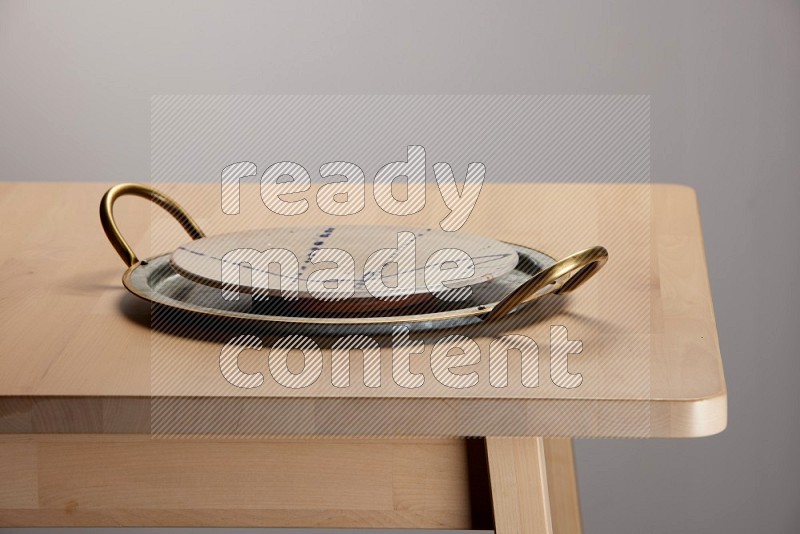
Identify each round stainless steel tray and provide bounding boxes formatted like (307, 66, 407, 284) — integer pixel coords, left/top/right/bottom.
(102, 184, 608, 335)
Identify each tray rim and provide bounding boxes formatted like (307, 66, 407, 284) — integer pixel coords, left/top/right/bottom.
(122, 242, 562, 326)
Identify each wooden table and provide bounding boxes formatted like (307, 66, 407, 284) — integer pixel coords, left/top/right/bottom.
(0, 182, 726, 532)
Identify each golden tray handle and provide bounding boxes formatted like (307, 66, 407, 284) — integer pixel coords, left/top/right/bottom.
(483, 245, 609, 322)
(100, 183, 206, 267)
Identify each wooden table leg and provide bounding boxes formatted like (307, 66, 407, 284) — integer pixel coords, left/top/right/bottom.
(486, 437, 582, 534)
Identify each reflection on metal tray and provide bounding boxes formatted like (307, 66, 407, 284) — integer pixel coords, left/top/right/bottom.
(127, 243, 560, 335)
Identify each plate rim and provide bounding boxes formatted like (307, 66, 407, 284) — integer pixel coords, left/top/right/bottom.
(167, 224, 521, 299)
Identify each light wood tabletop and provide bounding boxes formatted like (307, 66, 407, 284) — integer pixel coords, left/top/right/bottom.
(0, 182, 726, 438)
(0, 181, 726, 531)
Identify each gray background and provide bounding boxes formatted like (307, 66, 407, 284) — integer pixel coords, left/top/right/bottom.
(1, 0, 798, 532)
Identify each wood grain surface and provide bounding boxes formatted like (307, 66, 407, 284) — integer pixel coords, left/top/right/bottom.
(0, 182, 726, 438)
(486, 437, 582, 534)
(0, 434, 478, 528)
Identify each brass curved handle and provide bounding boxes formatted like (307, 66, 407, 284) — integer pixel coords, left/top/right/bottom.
(483, 246, 608, 322)
(100, 183, 206, 267)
